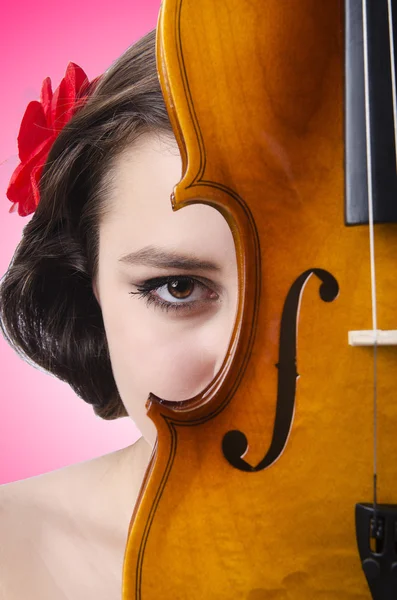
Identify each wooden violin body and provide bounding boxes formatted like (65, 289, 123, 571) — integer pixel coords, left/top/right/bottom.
(122, 1, 397, 597)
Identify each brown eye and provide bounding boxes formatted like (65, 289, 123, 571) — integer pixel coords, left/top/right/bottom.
(168, 278, 195, 299)
(130, 275, 220, 314)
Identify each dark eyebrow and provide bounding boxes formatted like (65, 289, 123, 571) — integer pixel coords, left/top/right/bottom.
(118, 245, 222, 272)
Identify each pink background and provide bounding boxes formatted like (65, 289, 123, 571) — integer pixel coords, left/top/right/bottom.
(0, 0, 162, 484)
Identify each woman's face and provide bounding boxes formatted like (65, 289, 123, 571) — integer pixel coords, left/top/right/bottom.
(93, 133, 238, 447)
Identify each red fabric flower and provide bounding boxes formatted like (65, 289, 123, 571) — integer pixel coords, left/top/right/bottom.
(7, 63, 98, 217)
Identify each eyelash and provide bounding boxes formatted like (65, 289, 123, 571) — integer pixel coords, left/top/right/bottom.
(129, 275, 218, 313)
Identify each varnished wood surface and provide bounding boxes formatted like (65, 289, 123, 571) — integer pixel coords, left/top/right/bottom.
(122, 1, 397, 598)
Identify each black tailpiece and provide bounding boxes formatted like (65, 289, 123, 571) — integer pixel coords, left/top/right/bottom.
(356, 503, 397, 599)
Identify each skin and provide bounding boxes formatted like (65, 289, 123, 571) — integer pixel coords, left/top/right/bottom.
(0, 131, 239, 599)
(93, 131, 239, 447)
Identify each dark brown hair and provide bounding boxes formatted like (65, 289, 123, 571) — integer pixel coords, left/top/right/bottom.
(0, 29, 173, 420)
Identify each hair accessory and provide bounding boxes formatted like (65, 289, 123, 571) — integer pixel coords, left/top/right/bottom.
(7, 62, 100, 217)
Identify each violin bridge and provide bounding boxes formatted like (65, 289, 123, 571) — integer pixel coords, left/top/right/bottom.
(348, 330, 397, 346)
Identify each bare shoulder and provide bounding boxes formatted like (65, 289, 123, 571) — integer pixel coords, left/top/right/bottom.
(0, 436, 152, 600)
(0, 478, 39, 599)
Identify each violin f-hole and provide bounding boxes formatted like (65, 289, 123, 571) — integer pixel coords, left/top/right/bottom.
(222, 268, 339, 472)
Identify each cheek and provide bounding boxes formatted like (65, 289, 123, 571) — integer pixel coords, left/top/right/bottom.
(144, 339, 217, 401)
(103, 309, 220, 404)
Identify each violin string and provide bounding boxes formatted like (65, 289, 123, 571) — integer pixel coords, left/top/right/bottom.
(387, 0, 397, 168)
(362, 0, 378, 521)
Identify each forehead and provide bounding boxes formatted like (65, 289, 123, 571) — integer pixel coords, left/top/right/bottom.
(99, 132, 234, 262)
(104, 132, 181, 219)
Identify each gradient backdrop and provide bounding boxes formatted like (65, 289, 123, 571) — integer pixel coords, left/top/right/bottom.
(0, 0, 163, 484)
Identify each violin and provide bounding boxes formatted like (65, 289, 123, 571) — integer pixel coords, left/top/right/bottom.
(122, 1, 397, 597)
